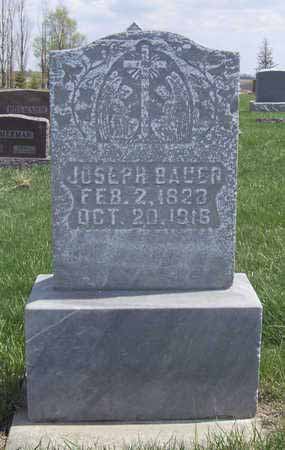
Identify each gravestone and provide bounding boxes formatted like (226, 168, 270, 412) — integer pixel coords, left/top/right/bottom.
(0, 115, 49, 158)
(50, 25, 240, 291)
(0, 89, 49, 119)
(250, 69, 285, 111)
(25, 25, 262, 423)
(256, 118, 285, 123)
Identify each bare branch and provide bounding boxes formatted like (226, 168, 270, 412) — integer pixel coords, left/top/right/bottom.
(16, 0, 31, 73)
(257, 38, 276, 72)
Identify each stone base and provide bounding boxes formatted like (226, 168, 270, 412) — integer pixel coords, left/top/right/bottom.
(250, 100, 285, 112)
(0, 157, 50, 168)
(25, 273, 262, 422)
(6, 409, 262, 450)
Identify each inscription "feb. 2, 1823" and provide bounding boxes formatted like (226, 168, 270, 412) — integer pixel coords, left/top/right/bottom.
(64, 162, 226, 229)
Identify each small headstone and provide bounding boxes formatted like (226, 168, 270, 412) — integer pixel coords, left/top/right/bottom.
(0, 89, 49, 119)
(256, 69, 285, 102)
(256, 118, 285, 123)
(50, 24, 239, 290)
(250, 69, 285, 111)
(0, 115, 49, 158)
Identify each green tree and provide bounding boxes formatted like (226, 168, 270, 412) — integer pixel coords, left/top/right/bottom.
(46, 6, 85, 50)
(33, 5, 86, 87)
(28, 72, 40, 89)
(15, 71, 26, 88)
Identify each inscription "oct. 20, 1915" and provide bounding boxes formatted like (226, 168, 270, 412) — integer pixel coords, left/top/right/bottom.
(64, 162, 226, 229)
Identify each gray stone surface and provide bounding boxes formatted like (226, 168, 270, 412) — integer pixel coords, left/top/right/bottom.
(6, 409, 262, 450)
(50, 25, 239, 290)
(0, 114, 49, 158)
(26, 273, 262, 422)
(250, 100, 285, 112)
(256, 69, 285, 102)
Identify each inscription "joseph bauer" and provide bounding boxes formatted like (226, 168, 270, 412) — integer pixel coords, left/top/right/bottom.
(64, 162, 226, 229)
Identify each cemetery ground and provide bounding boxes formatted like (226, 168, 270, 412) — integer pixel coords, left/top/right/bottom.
(0, 94, 284, 449)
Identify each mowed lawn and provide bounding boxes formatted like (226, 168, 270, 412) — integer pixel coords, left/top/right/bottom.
(0, 94, 284, 434)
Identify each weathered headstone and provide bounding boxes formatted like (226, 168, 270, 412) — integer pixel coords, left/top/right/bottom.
(250, 69, 285, 111)
(50, 25, 239, 290)
(0, 115, 49, 158)
(25, 25, 262, 424)
(0, 89, 49, 119)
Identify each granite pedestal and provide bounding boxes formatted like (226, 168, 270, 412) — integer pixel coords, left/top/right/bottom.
(6, 409, 262, 450)
(26, 273, 262, 423)
(250, 101, 285, 112)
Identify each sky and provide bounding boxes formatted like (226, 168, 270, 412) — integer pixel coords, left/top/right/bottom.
(27, 0, 285, 75)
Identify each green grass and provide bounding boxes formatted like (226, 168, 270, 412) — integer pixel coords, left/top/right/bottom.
(237, 95, 285, 346)
(0, 167, 52, 426)
(0, 95, 284, 444)
(237, 95, 285, 408)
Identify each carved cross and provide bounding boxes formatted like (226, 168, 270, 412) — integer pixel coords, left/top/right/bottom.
(124, 44, 167, 139)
